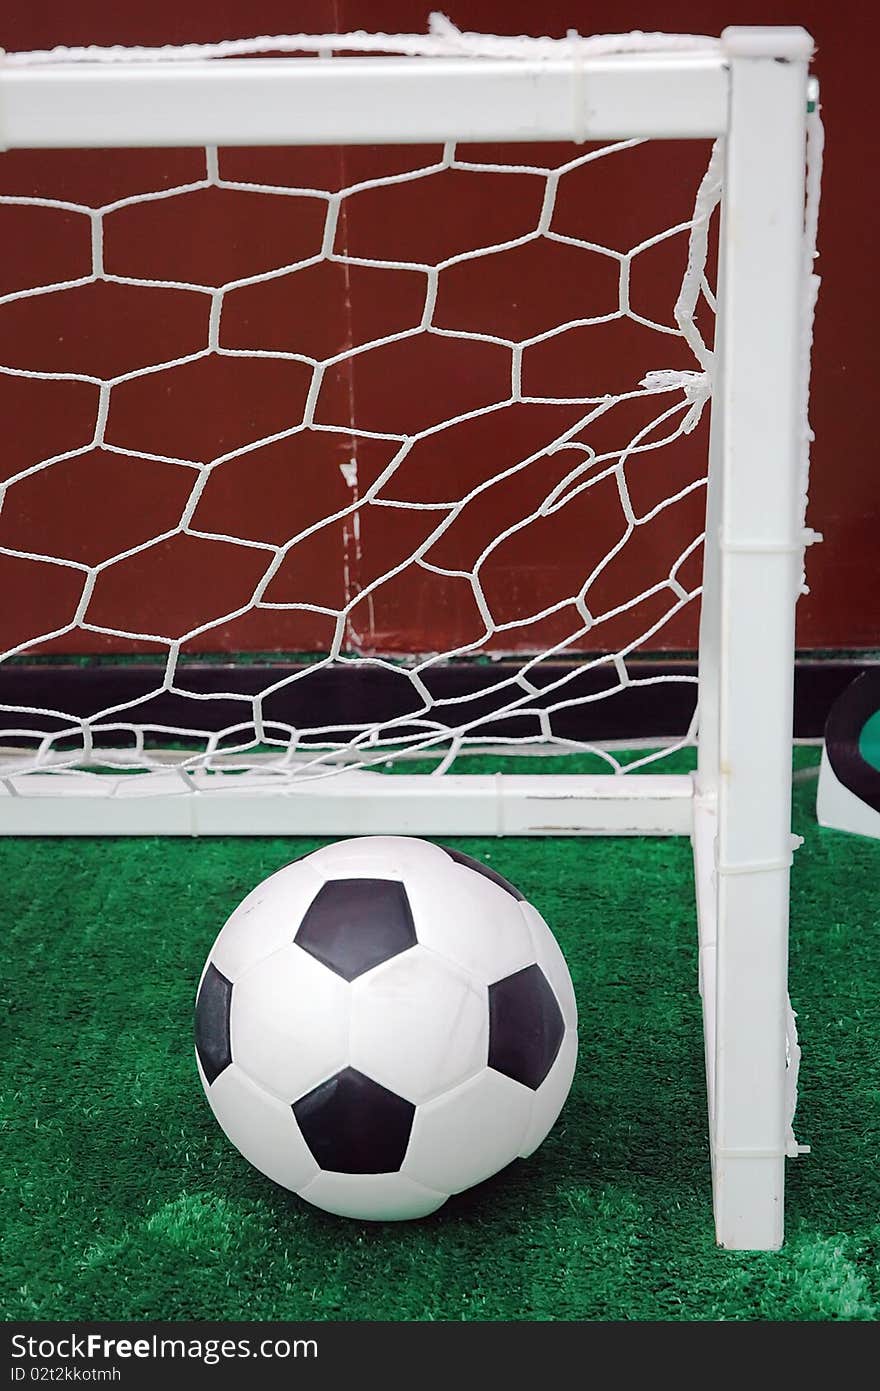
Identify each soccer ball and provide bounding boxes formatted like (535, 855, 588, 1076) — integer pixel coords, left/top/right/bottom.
(194, 835, 577, 1220)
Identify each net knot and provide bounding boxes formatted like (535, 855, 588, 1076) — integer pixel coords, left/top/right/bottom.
(640, 369, 711, 433)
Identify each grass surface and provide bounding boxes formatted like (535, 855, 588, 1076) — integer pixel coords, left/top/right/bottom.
(2, 749, 878, 1321)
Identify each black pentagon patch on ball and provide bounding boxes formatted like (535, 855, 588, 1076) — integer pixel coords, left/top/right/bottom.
(293, 1067, 415, 1174)
(295, 878, 416, 981)
(194, 963, 233, 1085)
(441, 845, 525, 900)
(488, 964, 565, 1090)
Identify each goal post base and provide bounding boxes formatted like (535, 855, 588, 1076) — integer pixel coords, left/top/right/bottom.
(694, 792, 794, 1251)
(0, 770, 695, 838)
(710, 1153, 785, 1251)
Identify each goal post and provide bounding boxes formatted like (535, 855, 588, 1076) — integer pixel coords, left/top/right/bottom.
(694, 26, 819, 1252)
(0, 23, 822, 1250)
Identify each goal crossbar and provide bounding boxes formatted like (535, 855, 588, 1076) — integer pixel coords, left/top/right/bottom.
(0, 55, 731, 147)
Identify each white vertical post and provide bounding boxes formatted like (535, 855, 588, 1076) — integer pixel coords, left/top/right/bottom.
(694, 145, 728, 1098)
(708, 26, 813, 1249)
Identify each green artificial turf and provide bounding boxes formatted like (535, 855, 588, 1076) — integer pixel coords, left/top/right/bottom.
(1, 747, 878, 1322)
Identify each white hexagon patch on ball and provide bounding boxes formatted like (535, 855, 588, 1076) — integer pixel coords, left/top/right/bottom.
(195, 835, 577, 1220)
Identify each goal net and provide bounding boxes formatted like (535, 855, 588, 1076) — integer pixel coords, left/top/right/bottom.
(0, 20, 822, 1249)
(0, 25, 762, 814)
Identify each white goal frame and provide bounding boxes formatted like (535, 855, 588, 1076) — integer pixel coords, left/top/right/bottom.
(0, 25, 819, 1251)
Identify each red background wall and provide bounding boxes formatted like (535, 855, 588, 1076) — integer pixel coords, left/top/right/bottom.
(1, 1, 875, 658)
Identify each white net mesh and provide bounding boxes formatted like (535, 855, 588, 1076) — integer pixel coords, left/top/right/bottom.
(2, 13, 721, 65)
(0, 28, 822, 801)
(0, 87, 719, 795)
(0, 131, 717, 793)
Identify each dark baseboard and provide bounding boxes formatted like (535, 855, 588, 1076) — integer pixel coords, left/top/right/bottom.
(0, 656, 874, 746)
